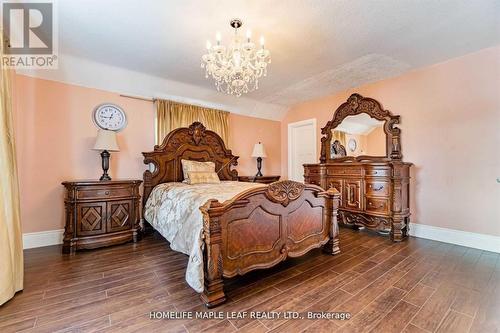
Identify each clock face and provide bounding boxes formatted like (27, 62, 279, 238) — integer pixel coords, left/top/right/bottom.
(92, 104, 127, 131)
(348, 138, 357, 152)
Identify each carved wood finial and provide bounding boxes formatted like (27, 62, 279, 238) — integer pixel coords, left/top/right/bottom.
(188, 122, 207, 145)
(326, 187, 340, 196)
(266, 180, 305, 207)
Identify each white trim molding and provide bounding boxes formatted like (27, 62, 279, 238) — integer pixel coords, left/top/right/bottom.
(16, 53, 287, 121)
(409, 223, 500, 253)
(288, 118, 317, 182)
(22, 224, 500, 253)
(23, 229, 64, 250)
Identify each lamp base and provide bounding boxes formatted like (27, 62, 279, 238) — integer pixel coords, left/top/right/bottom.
(99, 174, 111, 181)
(255, 157, 263, 177)
(99, 150, 112, 181)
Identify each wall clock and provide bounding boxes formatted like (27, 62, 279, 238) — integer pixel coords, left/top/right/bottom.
(92, 103, 127, 131)
(348, 138, 357, 152)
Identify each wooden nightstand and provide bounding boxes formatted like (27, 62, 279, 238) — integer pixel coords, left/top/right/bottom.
(238, 175, 280, 184)
(61, 179, 142, 253)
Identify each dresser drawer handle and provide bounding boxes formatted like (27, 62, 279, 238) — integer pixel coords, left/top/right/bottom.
(105, 191, 110, 195)
(369, 184, 384, 191)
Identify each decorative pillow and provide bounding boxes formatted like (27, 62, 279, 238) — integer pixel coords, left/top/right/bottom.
(185, 171, 221, 184)
(181, 159, 215, 183)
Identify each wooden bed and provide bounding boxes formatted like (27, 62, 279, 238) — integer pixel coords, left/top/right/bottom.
(142, 122, 341, 307)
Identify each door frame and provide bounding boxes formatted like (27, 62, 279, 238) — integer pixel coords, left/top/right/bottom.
(288, 118, 317, 181)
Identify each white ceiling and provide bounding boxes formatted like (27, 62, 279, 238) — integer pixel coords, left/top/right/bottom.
(19, 0, 500, 119)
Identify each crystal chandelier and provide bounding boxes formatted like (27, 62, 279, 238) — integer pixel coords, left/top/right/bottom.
(201, 19, 271, 97)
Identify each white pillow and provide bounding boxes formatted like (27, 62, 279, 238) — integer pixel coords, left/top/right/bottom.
(181, 159, 215, 183)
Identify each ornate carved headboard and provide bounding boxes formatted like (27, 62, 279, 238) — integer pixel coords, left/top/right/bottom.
(142, 122, 239, 206)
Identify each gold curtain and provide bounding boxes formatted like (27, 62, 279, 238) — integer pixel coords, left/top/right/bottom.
(155, 99, 229, 145)
(0, 31, 23, 305)
(332, 130, 347, 146)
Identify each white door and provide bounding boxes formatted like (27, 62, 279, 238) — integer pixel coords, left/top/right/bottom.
(288, 119, 317, 182)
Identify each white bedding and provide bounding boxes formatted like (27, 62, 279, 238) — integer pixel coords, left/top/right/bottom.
(143, 181, 265, 292)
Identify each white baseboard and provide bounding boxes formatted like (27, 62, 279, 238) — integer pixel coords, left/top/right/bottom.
(23, 229, 64, 249)
(23, 225, 499, 253)
(409, 223, 500, 253)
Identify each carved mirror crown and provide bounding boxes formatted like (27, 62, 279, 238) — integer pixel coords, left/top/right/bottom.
(320, 94, 403, 163)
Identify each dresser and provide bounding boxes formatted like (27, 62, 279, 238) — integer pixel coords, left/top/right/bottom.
(304, 94, 412, 242)
(238, 175, 280, 184)
(304, 162, 411, 241)
(61, 180, 142, 253)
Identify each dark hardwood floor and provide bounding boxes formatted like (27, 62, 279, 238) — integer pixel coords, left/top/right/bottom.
(0, 228, 498, 333)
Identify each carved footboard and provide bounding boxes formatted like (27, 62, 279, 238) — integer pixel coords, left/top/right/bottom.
(199, 180, 341, 308)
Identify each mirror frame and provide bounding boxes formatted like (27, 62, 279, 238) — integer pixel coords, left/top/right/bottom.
(320, 93, 403, 163)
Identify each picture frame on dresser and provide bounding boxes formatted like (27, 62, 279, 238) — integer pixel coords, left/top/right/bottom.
(304, 93, 413, 242)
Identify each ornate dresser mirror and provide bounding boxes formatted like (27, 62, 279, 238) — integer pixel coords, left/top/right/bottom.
(320, 93, 402, 162)
(304, 94, 412, 242)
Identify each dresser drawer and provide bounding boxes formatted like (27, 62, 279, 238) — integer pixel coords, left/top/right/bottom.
(365, 167, 391, 177)
(304, 167, 322, 176)
(327, 166, 363, 176)
(365, 197, 390, 215)
(365, 181, 390, 197)
(305, 177, 321, 187)
(76, 186, 133, 200)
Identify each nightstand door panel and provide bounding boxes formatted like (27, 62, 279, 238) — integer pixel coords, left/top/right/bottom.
(106, 200, 133, 232)
(77, 202, 107, 236)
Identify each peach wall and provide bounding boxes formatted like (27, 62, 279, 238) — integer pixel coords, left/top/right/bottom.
(281, 46, 500, 236)
(366, 126, 386, 156)
(228, 114, 281, 177)
(12, 75, 281, 233)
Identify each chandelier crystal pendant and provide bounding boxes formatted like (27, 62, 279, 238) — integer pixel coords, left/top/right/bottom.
(201, 19, 271, 97)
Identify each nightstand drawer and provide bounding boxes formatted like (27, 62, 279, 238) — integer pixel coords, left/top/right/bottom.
(76, 186, 133, 200)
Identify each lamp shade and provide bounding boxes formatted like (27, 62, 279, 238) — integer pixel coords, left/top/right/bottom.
(93, 129, 119, 151)
(251, 142, 267, 158)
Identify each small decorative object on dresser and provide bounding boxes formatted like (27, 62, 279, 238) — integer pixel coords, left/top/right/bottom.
(238, 175, 280, 184)
(92, 129, 119, 181)
(61, 179, 142, 253)
(304, 93, 413, 242)
(251, 142, 267, 177)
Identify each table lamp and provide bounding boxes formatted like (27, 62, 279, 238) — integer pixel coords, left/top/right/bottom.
(93, 129, 119, 181)
(251, 142, 267, 177)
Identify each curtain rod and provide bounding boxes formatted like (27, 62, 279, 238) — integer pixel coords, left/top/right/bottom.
(118, 94, 230, 113)
(119, 94, 156, 102)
